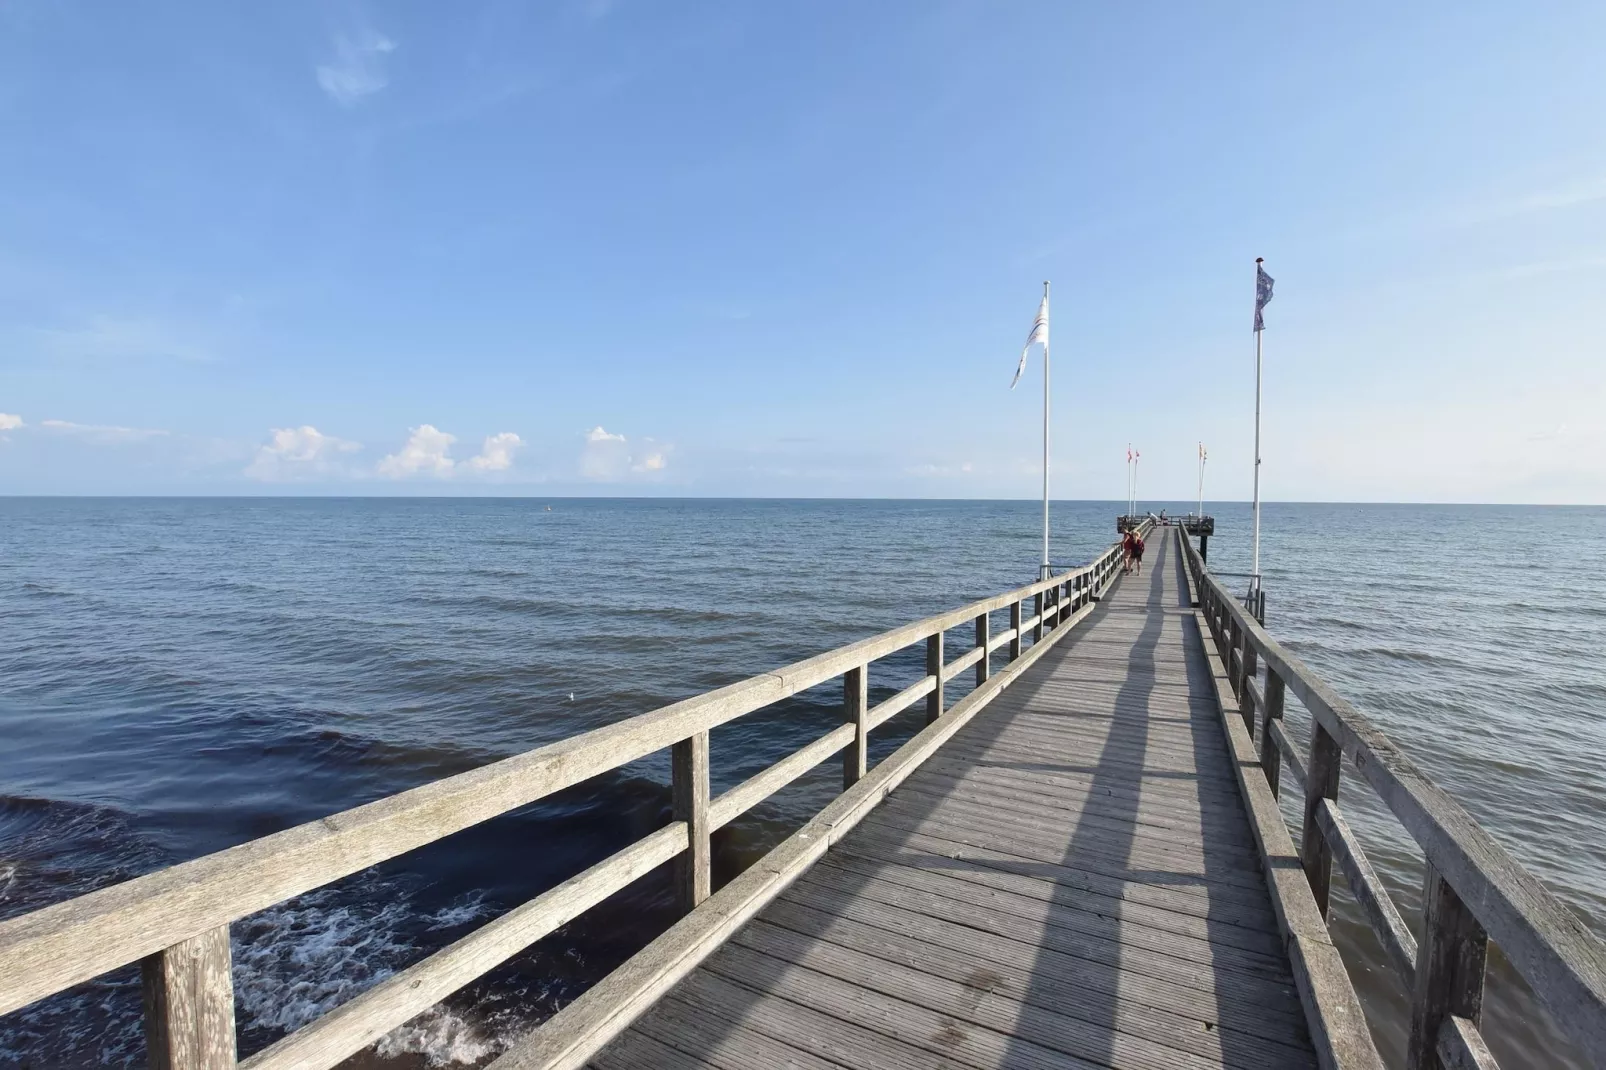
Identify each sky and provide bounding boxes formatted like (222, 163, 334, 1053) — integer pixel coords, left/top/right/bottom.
(1, 1, 1603, 502)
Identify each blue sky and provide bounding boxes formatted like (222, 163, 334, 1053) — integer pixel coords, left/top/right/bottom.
(2, 1, 1603, 501)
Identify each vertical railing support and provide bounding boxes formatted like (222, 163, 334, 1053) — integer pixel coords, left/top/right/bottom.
(1033, 592, 1044, 642)
(672, 730, 711, 912)
(141, 925, 237, 1070)
(1228, 617, 1244, 699)
(1259, 667, 1287, 800)
(1239, 639, 1259, 737)
(1009, 600, 1023, 660)
(1301, 723, 1343, 915)
(926, 632, 944, 725)
(975, 613, 990, 686)
(1407, 864, 1489, 1070)
(843, 665, 868, 789)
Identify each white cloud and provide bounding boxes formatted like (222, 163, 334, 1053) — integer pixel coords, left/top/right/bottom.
(907, 461, 975, 478)
(580, 426, 630, 480)
(40, 418, 169, 443)
(245, 426, 360, 481)
(465, 432, 522, 472)
(581, 426, 671, 480)
(378, 424, 457, 479)
(0, 413, 21, 432)
(317, 30, 396, 107)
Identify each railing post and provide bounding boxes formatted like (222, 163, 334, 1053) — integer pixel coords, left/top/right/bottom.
(926, 631, 944, 725)
(1009, 600, 1022, 660)
(1228, 616, 1244, 698)
(1239, 638, 1259, 737)
(1407, 864, 1489, 1070)
(1033, 591, 1044, 642)
(672, 730, 711, 912)
(843, 665, 868, 789)
(975, 613, 990, 686)
(1259, 667, 1286, 799)
(1301, 723, 1343, 915)
(141, 926, 237, 1070)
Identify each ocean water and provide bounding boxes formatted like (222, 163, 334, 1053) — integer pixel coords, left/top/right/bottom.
(0, 498, 1602, 1068)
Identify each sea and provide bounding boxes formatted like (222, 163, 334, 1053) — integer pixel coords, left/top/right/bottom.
(0, 498, 1602, 1069)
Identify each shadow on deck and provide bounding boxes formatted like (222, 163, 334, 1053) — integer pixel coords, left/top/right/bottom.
(592, 534, 1315, 1069)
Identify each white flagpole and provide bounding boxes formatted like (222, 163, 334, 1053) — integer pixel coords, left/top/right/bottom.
(1197, 444, 1205, 518)
(1041, 280, 1051, 581)
(1251, 260, 1265, 594)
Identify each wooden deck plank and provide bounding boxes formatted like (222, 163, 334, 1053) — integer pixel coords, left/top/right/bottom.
(591, 532, 1317, 1069)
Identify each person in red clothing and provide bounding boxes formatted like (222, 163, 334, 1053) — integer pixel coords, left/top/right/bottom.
(1122, 528, 1138, 574)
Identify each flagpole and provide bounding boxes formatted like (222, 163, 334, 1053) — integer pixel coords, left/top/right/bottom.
(1251, 259, 1264, 594)
(1197, 444, 1205, 519)
(1040, 280, 1051, 581)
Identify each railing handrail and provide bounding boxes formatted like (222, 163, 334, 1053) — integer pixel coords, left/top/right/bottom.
(0, 525, 1145, 1067)
(1179, 530, 1606, 1066)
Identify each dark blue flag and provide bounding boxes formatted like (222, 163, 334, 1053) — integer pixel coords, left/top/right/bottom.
(1254, 262, 1274, 332)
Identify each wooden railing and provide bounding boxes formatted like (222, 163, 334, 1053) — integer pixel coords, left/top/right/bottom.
(0, 525, 1145, 1070)
(1179, 528, 1606, 1070)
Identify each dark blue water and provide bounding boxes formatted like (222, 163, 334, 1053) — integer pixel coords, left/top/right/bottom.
(1, 499, 1602, 1068)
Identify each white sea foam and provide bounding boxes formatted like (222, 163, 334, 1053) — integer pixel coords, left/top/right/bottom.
(375, 1006, 502, 1066)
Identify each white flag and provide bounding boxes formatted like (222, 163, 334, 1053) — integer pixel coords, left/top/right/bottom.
(1011, 293, 1049, 389)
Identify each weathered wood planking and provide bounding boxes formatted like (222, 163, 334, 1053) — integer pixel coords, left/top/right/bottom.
(585, 530, 1331, 1070)
(1183, 527, 1606, 1068)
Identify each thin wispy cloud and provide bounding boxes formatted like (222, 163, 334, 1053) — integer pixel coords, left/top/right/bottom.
(40, 418, 169, 443)
(33, 316, 213, 362)
(317, 29, 397, 107)
(1453, 175, 1606, 226)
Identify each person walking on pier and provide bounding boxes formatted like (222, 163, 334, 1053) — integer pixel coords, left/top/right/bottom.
(1130, 528, 1146, 575)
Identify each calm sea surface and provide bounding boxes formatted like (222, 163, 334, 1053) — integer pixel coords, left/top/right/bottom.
(1, 498, 1602, 1068)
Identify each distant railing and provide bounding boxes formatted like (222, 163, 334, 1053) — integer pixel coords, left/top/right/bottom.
(1179, 528, 1606, 1070)
(0, 523, 1148, 1070)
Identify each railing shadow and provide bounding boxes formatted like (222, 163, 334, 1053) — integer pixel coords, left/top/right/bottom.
(595, 534, 1316, 1068)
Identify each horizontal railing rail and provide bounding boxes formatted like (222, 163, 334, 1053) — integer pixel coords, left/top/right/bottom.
(1180, 528, 1606, 1070)
(0, 522, 1148, 1070)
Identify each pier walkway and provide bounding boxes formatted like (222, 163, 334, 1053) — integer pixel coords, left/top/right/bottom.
(590, 530, 1316, 1070)
(5, 521, 1605, 1070)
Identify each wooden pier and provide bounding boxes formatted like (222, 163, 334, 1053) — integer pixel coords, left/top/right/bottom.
(2, 521, 1604, 1070)
(583, 527, 1323, 1070)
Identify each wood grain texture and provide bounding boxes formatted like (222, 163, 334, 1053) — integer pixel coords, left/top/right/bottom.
(241, 824, 688, 1070)
(492, 546, 1124, 1070)
(925, 631, 944, 726)
(141, 925, 236, 1070)
(842, 665, 868, 790)
(1302, 723, 1344, 917)
(583, 526, 1340, 1070)
(673, 732, 711, 913)
(0, 549, 1124, 1020)
(1181, 531, 1606, 1063)
(1259, 667, 1287, 799)
(709, 724, 855, 832)
(1317, 798, 1418, 984)
(1408, 864, 1489, 1070)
